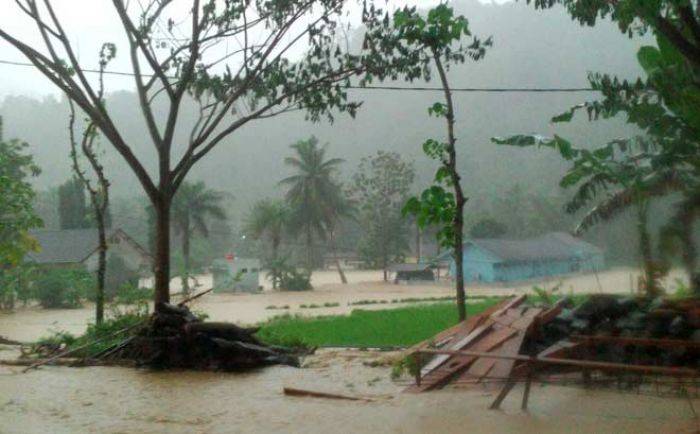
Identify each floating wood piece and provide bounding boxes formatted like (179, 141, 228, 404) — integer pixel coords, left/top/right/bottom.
(283, 387, 373, 402)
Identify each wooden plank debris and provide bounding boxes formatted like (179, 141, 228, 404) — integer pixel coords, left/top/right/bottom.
(283, 387, 374, 402)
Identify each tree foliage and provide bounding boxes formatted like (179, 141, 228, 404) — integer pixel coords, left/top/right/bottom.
(244, 199, 290, 288)
(350, 151, 415, 277)
(1, 0, 468, 305)
(0, 132, 42, 267)
(280, 136, 347, 271)
(172, 181, 226, 294)
(57, 177, 91, 230)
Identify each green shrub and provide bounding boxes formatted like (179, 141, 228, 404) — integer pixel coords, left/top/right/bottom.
(279, 268, 312, 292)
(0, 263, 34, 310)
(104, 254, 140, 301)
(33, 268, 91, 309)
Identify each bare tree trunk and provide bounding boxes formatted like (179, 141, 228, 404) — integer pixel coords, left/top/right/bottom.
(416, 223, 422, 263)
(330, 230, 347, 284)
(154, 195, 171, 308)
(678, 203, 698, 294)
(434, 51, 467, 321)
(272, 235, 280, 290)
(95, 214, 107, 324)
(306, 225, 313, 274)
(181, 220, 191, 296)
(637, 202, 659, 296)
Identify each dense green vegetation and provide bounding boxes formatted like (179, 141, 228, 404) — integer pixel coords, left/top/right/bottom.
(256, 299, 499, 348)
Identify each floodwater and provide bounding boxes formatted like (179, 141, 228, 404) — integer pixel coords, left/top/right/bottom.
(0, 268, 695, 433)
(0, 348, 697, 433)
(0, 267, 687, 343)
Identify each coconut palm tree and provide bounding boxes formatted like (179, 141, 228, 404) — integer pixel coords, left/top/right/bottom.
(244, 199, 290, 289)
(280, 137, 346, 275)
(172, 181, 226, 295)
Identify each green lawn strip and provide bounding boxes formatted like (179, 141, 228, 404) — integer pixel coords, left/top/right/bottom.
(256, 299, 500, 348)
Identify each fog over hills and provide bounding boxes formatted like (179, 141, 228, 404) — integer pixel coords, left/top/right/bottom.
(0, 0, 651, 247)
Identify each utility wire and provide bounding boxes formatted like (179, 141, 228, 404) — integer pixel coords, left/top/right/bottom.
(0, 58, 596, 93)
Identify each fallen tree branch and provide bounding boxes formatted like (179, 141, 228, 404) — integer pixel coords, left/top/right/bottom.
(0, 336, 24, 346)
(283, 387, 374, 402)
(1, 358, 135, 368)
(177, 287, 214, 306)
(22, 322, 143, 373)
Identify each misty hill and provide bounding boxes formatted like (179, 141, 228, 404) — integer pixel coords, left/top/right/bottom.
(0, 0, 651, 250)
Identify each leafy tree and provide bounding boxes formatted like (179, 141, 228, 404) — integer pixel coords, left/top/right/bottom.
(0, 119, 42, 270)
(493, 135, 675, 295)
(469, 217, 507, 239)
(529, 0, 700, 76)
(351, 151, 415, 281)
(57, 177, 90, 230)
(1, 0, 430, 308)
(280, 137, 346, 274)
(245, 199, 290, 289)
(497, 1, 700, 293)
(399, 5, 491, 320)
(172, 181, 226, 295)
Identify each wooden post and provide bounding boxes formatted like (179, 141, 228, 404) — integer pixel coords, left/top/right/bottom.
(413, 353, 422, 387)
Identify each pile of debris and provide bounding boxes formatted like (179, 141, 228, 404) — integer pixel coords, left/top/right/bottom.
(404, 295, 700, 408)
(12, 298, 301, 373)
(102, 302, 300, 370)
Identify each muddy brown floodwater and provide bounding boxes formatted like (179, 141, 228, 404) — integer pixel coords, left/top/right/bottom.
(1, 348, 698, 434)
(0, 268, 695, 433)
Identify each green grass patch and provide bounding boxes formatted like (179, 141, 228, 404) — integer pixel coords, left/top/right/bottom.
(257, 299, 499, 348)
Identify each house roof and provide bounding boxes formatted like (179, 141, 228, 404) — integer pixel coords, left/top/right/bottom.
(26, 228, 148, 265)
(469, 232, 602, 263)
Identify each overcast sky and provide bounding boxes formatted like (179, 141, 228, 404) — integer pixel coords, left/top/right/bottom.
(0, 0, 489, 97)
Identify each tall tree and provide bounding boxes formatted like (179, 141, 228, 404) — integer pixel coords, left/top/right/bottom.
(351, 151, 415, 281)
(244, 199, 290, 289)
(57, 177, 90, 230)
(172, 181, 226, 295)
(66, 43, 114, 325)
(1, 0, 426, 308)
(400, 5, 491, 321)
(0, 119, 42, 309)
(280, 137, 345, 275)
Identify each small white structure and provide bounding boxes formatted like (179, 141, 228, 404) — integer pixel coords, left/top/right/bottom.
(212, 256, 261, 293)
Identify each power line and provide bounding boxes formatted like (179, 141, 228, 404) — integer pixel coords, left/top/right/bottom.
(0, 58, 596, 93)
